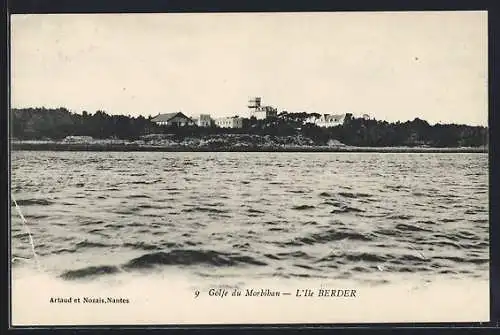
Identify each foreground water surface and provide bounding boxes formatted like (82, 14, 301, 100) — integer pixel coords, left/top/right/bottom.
(11, 151, 489, 285)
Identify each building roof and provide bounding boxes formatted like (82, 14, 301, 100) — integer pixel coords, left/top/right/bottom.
(151, 112, 191, 123)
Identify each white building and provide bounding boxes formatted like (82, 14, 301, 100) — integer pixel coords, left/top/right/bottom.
(215, 116, 243, 128)
(305, 114, 346, 128)
(247, 97, 278, 120)
(251, 106, 278, 120)
(191, 114, 213, 127)
(151, 112, 195, 126)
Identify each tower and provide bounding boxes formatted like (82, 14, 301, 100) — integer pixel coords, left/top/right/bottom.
(248, 97, 261, 118)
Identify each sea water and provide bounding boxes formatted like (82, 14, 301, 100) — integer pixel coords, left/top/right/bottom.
(10, 151, 489, 324)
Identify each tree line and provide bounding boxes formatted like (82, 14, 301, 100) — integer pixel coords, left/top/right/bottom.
(11, 107, 488, 147)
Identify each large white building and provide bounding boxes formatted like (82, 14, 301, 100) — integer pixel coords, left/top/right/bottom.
(247, 97, 278, 120)
(305, 114, 346, 128)
(215, 116, 243, 128)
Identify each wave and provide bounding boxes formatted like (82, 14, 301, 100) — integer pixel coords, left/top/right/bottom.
(276, 251, 313, 259)
(271, 272, 313, 279)
(395, 223, 433, 232)
(466, 241, 489, 249)
(233, 242, 251, 249)
(315, 252, 386, 264)
(247, 208, 266, 214)
(397, 254, 429, 262)
(122, 249, 268, 269)
(464, 209, 481, 215)
(398, 266, 433, 273)
(293, 229, 373, 246)
(417, 220, 436, 225)
(126, 194, 151, 199)
(293, 263, 317, 270)
(385, 185, 410, 192)
(136, 204, 170, 210)
(87, 228, 109, 236)
(104, 223, 125, 229)
(129, 179, 162, 185)
(127, 222, 145, 227)
(115, 208, 143, 215)
(345, 253, 387, 263)
(60, 265, 121, 280)
(62, 249, 270, 279)
(161, 187, 181, 191)
(453, 230, 480, 241)
(12, 232, 30, 238)
(123, 242, 161, 251)
(350, 266, 372, 273)
(75, 240, 116, 248)
(52, 248, 78, 255)
(330, 206, 365, 214)
(11, 198, 53, 206)
(264, 253, 281, 260)
(389, 214, 415, 220)
(434, 256, 488, 265)
(182, 207, 229, 214)
(433, 240, 463, 249)
(289, 190, 307, 194)
(441, 218, 460, 223)
(25, 214, 50, 219)
(104, 187, 121, 191)
(323, 200, 345, 207)
(292, 205, 315, 210)
(338, 192, 372, 199)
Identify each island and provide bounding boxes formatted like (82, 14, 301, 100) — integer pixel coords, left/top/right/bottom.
(10, 107, 488, 153)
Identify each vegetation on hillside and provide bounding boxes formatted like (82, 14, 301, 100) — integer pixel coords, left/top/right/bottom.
(11, 107, 488, 147)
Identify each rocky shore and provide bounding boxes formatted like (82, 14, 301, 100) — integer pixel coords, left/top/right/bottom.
(11, 134, 488, 153)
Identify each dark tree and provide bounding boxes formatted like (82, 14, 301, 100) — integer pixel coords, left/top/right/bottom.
(10, 108, 488, 147)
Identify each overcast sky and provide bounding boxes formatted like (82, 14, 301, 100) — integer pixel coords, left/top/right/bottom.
(11, 11, 487, 125)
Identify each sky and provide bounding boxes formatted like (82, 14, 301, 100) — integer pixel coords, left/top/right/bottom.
(11, 11, 488, 126)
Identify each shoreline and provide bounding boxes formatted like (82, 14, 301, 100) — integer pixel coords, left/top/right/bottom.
(10, 142, 487, 153)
